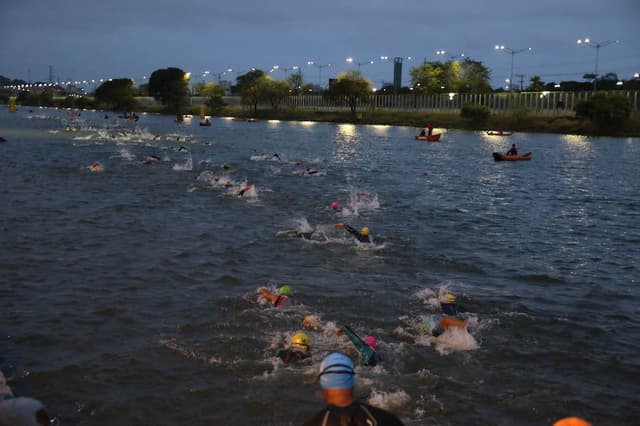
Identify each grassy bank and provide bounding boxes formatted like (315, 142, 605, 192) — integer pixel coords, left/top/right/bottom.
(174, 105, 640, 138)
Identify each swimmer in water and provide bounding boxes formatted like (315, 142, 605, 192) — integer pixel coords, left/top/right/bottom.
(439, 292, 466, 316)
(336, 325, 380, 367)
(419, 315, 468, 337)
(303, 353, 403, 426)
(258, 285, 301, 309)
(143, 155, 162, 165)
(88, 161, 103, 172)
(335, 224, 372, 243)
(275, 332, 312, 364)
(0, 370, 51, 426)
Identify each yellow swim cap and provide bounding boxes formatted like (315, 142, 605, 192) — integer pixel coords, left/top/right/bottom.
(444, 293, 456, 304)
(291, 332, 311, 351)
(360, 227, 370, 236)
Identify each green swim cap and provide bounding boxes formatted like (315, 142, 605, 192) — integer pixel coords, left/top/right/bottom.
(419, 323, 431, 333)
(278, 285, 292, 296)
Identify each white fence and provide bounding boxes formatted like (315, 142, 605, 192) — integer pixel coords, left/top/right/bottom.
(177, 90, 640, 115)
(282, 91, 639, 116)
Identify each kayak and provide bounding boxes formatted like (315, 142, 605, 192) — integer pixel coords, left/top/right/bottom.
(493, 152, 532, 161)
(415, 133, 441, 142)
(486, 131, 513, 136)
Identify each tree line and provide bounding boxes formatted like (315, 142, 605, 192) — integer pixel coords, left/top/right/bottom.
(3, 61, 636, 131)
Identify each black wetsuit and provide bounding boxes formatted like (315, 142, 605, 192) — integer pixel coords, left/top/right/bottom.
(275, 348, 310, 364)
(297, 230, 315, 239)
(440, 303, 465, 316)
(343, 225, 371, 243)
(304, 402, 404, 426)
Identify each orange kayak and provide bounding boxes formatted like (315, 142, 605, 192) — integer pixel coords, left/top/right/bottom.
(415, 133, 441, 142)
(493, 152, 532, 161)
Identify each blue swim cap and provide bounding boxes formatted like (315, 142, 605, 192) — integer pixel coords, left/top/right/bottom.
(319, 353, 355, 389)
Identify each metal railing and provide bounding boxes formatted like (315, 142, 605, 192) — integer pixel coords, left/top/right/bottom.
(280, 90, 639, 116)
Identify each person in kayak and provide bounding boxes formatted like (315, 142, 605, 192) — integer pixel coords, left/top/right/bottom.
(335, 223, 372, 243)
(506, 143, 518, 156)
(303, 353, 404, 426)
(258, 285, 300, 308)
(275, 332, 312, 364)
(336, 325, 380, 367)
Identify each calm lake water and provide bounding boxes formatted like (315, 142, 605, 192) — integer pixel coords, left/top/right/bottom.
(1, 108, 639, 425)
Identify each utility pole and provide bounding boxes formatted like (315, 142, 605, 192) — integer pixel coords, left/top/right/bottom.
(515, 74, 525, 91)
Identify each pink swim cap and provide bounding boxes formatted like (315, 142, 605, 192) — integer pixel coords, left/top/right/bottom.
(363, 336, 378, 351)
(330, 202, 340, 210)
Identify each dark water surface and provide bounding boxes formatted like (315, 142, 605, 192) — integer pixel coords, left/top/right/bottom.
(1, 108, 639, 425)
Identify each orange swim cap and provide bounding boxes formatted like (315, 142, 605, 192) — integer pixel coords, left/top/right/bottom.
(553, 417, 592, 426)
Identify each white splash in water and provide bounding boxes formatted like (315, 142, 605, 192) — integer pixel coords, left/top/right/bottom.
(367, 389, 411, 413)
(172, 154, 193, 171)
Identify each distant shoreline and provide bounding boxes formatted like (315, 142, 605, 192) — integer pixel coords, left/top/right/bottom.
(175, 106, 640, 138)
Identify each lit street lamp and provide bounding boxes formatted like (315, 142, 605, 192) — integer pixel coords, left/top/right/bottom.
(271, 65, 300, 76)
(213, 68, 233, 84)
(345, 57, 374, 70)
(495, 44, 532, 91)
(307, 60, 331, 87)
(577, 38, 619, 91)
(436, 50, 465, 61)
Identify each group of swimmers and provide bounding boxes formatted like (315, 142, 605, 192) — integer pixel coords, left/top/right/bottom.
(254, 283, 478, 424)
(257, 285, 381, 367)
(258, 283, 474, 363)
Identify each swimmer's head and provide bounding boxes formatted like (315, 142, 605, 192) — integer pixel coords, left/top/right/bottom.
(363, 335, 378, 351)
(278, 285, 292, 296)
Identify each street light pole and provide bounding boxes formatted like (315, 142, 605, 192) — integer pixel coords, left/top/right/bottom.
(495, 45, 532, 91)
(577, 38, 619, 91)
(307, 61, 330, 88)
(346, 57, 374, 71)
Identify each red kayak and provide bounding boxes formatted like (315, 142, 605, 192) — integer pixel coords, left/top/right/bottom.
(493, 152, 532, 161)
(415, 133, 441, 142)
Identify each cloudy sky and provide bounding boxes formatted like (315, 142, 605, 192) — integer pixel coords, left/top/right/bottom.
(1, 0, 638, 89)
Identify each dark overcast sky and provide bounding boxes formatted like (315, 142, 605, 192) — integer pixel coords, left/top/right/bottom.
(1, 0, 638, 88)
